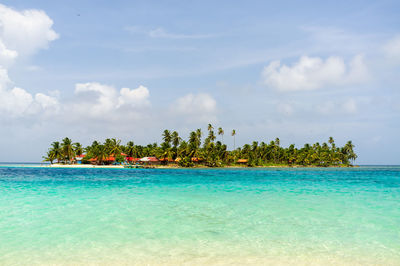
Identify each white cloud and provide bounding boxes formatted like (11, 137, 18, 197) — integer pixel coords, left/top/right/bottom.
(0, 4, 58, 63)
(0, 4, 59, 119)
(35, 93, 59, 110)
(71, 82, 151, 119)
(0, 66, 11, 87)
(262, 55, 368, 91)
(118, 85, 150, 107)
(174, 93, 216, 113)
(383, 36, 400, 63)
(0, 40, 17, 65)
(0, 67, 58, 117)
(170, 93, 217, 123)
(0, 85, 59, 117)
(74, 82, 117, 115)
(0, 86, 33, 115)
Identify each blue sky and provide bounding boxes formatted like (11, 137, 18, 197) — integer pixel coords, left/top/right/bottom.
(0, 0, 399, 164)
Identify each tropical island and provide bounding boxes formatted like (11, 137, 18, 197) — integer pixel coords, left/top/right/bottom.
(43, 124, 357, 168)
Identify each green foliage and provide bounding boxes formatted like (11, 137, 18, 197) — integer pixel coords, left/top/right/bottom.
(115, 154, 125, 163)
(178, 156, 194, 167)
(44, 125, 357, 167)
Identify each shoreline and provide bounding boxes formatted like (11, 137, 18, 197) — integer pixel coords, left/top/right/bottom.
(1, 163, 356, 169)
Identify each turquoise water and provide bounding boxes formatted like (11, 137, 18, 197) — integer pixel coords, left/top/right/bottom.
(0, 166, 399, 265)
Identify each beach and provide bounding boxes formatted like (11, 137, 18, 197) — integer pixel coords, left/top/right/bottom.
(10, 163, 354, 169)
(0, 165, 399, 265)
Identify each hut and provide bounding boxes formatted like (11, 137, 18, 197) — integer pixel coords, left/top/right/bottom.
(191, 157, 204, 164)
(101, 156, 115, 165)
(75, 154, 86, 164)
(126, 157, 140, 164)
(139, 157, 160, 165)
(159, 158, 174, 165)
(88, 158, 97, 165)
(237, 159, 248, 165)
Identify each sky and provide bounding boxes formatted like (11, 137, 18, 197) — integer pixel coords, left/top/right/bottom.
(0, 0, 399, 164)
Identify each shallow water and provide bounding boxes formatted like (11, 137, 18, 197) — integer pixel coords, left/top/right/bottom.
(0, 166, 399, 265)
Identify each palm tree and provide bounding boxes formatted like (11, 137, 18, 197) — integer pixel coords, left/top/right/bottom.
(196, 128, 202, 140)
(205, 124, 216, 145)
(274, 138, 280, 164)
(126, 141, 135, 157)
(218, 127, 224, 143)
(43, 150, 56, 164)
(328, 137, 334, 146)
(178, 140, 189, 158)
(162, 130, 172, 146)
(189, 131, 197, 146)
(61, 137, 75, 163)
(95, 145, 107, 164)
(328, 137, 335, 165)
(74, 142, 83, 156)
(188, 131, 199, 158)
(103, 138, 113, 156)
(171, 131, 180, 148)
(343, 140, 357, 164)
(208, 130, 216, 142)
(275, 137, 280, 146)
(159, 142, 172, 161)
(109, 138, 121, 156)
(85, 140, 99, 159)
(231, 129, 236, 150)
(49, 141, 62, 163)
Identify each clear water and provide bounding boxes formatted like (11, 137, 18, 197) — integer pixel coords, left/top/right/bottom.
(0, 166, 399, 265)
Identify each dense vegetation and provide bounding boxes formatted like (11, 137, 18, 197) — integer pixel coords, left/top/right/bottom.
(43, 124, 357, 167)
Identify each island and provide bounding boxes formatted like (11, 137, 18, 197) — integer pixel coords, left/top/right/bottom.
(43, 124, 357, 168)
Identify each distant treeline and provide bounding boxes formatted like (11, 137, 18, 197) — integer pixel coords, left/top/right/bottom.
(43, 124, 357, 167)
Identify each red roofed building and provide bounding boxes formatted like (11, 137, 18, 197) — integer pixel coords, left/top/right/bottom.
(191, 157, 203, 162)
(139, 157, 160, 165)
(237, 159, 248, 164)
(159, 157, 174, 165)
(75, 154, 86, 164)
(126, 157, 140, 163)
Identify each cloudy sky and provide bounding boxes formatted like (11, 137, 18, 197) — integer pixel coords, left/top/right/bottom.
(0, 0, 399, 164)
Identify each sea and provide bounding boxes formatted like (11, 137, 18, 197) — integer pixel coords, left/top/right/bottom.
(0, 164, 399, 265)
